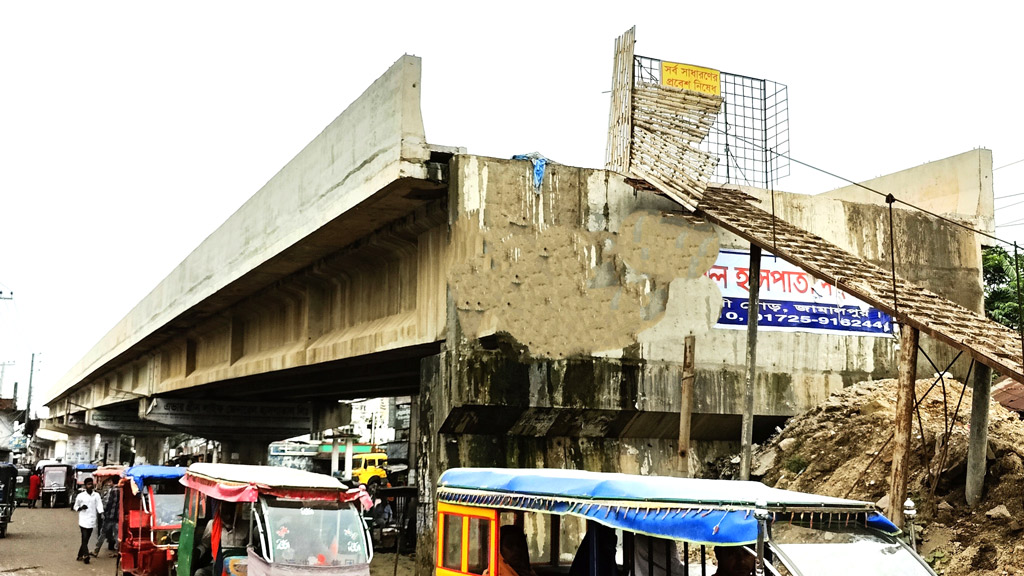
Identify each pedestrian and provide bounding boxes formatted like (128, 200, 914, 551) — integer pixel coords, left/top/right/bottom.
(27, 471, 40, 508)
(73, 477, 104, 564)
(93, 482, 120, 557)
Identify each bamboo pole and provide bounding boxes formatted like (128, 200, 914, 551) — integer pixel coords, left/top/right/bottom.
(679, 335, 696, 477)
(888, 325, 919, 527)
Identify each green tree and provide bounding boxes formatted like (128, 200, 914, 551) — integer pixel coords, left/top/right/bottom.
(983, 245, 1024, 330)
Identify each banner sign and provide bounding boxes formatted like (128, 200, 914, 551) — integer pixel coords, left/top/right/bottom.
(705, 250, 893, 336)
(661, 61, 721, 96)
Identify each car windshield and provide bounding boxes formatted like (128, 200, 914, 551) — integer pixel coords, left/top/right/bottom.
(771, 519, 933, 575)
(263, 498, 368, 567)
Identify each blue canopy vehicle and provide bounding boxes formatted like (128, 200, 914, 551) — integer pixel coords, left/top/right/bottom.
(117, 465, 187, 576)
(74, 463, 99, 488)
(434, 468, 936, 576)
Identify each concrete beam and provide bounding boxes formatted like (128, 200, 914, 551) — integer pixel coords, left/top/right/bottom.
(87, 408, 175, 435)
(139, 398, 310, 441)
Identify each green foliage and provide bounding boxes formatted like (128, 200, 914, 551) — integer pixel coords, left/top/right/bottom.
(784, 454, 808, 474)
(983, 246, 1024, 331)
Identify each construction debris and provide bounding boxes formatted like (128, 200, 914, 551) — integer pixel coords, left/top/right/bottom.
(725, 377, 1024, 575)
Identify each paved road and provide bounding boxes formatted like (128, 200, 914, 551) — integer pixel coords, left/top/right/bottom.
(0, 505, 117, 576)
(0, 503, 416, 576)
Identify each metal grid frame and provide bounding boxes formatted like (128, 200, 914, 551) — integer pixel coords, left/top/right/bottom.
(634, 55, 790, 188)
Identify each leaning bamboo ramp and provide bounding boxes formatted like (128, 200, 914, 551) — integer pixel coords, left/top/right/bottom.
(696, 185, 1024, 383)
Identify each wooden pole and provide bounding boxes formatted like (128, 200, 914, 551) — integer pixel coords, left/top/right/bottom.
(888, 324, 919, 527)
(966, 362, 993, 507)
(740, 245, 761, 481)
(678, 335, 696, 477)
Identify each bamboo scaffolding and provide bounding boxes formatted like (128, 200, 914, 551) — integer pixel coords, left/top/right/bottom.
(605, 27, 634, 174)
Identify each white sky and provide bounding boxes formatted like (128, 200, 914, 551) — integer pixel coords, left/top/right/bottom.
(2, 2, 1023, 415)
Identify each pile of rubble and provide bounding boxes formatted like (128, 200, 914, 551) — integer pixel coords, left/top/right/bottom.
(741, 378, 1024, 575)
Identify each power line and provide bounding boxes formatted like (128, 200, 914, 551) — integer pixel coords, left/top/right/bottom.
(995, 191, 1024, 200)
(995, 158, 1024, 171)
(707, 124, 1013, 247)
(994, 198, 1024, 211)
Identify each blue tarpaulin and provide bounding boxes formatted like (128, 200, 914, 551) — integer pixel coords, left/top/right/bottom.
(438, 468, 899, 545)
(125, 465, 186, 493)
(511, 152, 549, 193)
(74, 463, 98, 471)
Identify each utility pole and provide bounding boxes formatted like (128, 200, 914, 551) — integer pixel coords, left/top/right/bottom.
(966, 363, 994, 507)
(740, 245, 762, 481)
(25, 353, 35, 421)
(888, 325, 919, 527)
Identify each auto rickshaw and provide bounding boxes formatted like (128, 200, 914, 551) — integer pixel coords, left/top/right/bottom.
(435, 467, 937, 576)
(38, 462, 74, 507)
(75, 462, 99, 488)
(14, 467, 31, 506)
(0, 463, 17, 537)
(94, 465, 126, 493)
(117, 465, 187, 576)
(177, 463, 374, 576)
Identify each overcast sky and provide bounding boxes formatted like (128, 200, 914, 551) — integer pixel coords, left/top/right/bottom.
(2, 2, 1023, 415)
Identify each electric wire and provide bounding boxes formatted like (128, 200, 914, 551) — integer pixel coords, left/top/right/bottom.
(995, 158, 1024, 171)
(706, 124, 1015, 248)
(995, 198, 1024, 211)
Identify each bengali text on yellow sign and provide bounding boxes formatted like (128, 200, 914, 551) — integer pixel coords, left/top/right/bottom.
(660, 62, 720, 96)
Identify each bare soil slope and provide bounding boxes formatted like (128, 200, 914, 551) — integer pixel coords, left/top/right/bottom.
(746, 378, 1024, 575)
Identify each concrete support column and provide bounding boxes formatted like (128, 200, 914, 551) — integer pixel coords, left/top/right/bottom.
(134, 435, 166, 465)
(219, 439, 268, 465)
(415, 353, 445, 576)
(966, 362, 993, 507)
(344, 438, 354, 481)
(331, 437, 340, 477)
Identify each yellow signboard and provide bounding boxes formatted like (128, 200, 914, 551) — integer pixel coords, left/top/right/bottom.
(660, 62, 721, 96)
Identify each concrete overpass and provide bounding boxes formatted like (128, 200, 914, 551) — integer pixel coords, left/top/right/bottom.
(44, 55, 994, 492)
(44, 56, 451, 461)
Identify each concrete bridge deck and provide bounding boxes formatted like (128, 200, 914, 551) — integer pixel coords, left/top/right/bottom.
(43, 56, 993, 478)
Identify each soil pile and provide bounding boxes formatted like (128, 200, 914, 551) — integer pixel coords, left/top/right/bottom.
(742, 378, 1024, 575)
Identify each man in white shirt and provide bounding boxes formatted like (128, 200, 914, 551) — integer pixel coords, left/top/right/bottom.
(73, 477, 104, 564)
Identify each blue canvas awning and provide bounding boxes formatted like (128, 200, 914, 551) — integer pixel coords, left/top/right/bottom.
(437, 468, 898, 545)
(125, 465, 186, 493)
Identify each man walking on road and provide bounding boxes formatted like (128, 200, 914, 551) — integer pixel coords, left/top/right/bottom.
(73, 477, 103, 564)
(93, 480, 119, 557)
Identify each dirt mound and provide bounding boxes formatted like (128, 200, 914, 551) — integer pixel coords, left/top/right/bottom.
(743, 378, 1024, 575)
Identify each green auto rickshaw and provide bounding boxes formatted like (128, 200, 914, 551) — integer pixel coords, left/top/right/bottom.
(14, 467, 30, 506)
